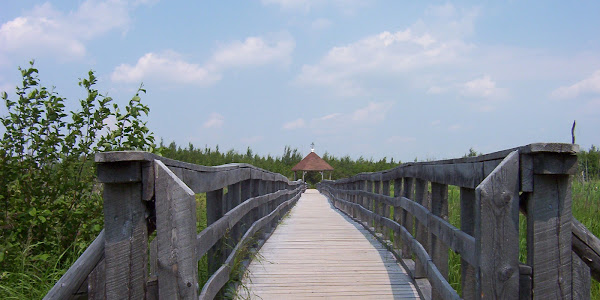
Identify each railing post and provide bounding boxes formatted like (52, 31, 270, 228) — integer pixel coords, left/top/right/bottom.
(382, 180, 391, 240)
(366, 180, 374, 229)
(475, 151, 520, 299)
(206, 188, 224, 275)
(460, 187, 477, 300)
(375, 178, 383, 234)
(97, 159, 148, 299)
(522, 146, 578, 299)
(393, 178, 403, 251)
(401, 178, 414, 259)
(414, 179, 428, 279)
(430, 182, 449, 299)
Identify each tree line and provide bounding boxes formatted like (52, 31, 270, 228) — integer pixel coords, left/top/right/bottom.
(158, 140, 399, 185)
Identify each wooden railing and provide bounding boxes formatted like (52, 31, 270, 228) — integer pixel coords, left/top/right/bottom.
(44, 151, 306, 300)
(317, 143, 600, 300)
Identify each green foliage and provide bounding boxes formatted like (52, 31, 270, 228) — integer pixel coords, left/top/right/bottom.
(0, 61, 155, 298)
(578, 145, 600, 181)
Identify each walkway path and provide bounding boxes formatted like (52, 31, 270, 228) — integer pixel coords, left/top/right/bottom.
(237, 189, 420, 299)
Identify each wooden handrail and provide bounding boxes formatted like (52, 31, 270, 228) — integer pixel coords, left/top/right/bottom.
(45, 151, 306, 300)
(318, 143, 590, 300)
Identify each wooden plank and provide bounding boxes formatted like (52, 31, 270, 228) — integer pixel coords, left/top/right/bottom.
(382, 180, 391, 240)
(572, 251, 591, 300)
(414, 179, 428, 279)
(239, 190, 419, 299)
(460, 187, 477, 300)
(393, 178, 403, 251)
(155, 160, 198, 299)
(430, 182, 448, 299)
(572, 218, 600, 281)
(87, 257, 105, 300)
(202, 189, 303, 299)
(402, 178, 414, 259)
(519, 264, 532, 300)
(206, 188, 224, 276)
(526, 173, 573, 299)
(475, 151, 520, 299)
(102, 178, 146, 300)
(43, 230, 105, 300)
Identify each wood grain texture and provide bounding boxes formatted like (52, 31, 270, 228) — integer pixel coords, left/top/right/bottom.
(526, 174, 572, 299)
(155, 160, 198, 299)
(413, 179, 428, 279)
(460, 187, 477, 300)
(102, 178, 147, 300)
(402, 178, 415, 259)
(239, 189, 420, 300)
(475, 151, 520, 299)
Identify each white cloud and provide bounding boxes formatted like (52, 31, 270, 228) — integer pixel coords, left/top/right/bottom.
(210, 34, 295, 68)
(295, 8, 474, 96)
(203, 113, 224, 129)
(311, 18, 332, 30)
(351, 101, 393, 122)
(551, 70, 600, 99)
(112, 34, 294, 85)
(319, 113, 341, 120)
(0, 1, 143, 60)
(461, 75, 503, 98)
(282, 118, 306, 130)
(111, 51, 219, 85)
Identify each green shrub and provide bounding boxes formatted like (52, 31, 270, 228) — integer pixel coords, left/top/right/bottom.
(0, 61, 155, 297)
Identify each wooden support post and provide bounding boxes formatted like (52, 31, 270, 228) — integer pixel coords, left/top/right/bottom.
(393, 178, 403, 251)
(475, 151, 520, 299)
(527, 175, 574, 299)
(430, 182, 449, 299)
(228, 182, 242, 256)
(401, 178, 414, 259)
(460, 187, 477, 300)
(240, 180, 253, 234)
(206, 188, 224, 275)
(366, 180, 374, 229)
(382, 180, 391, 240)
(155, 161, 198, 299)
(97, 161, 148, 300)
(414, 179, 428, 279)
(375, 179, 383, 234)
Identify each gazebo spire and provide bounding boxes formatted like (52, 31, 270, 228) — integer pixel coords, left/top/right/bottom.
(311, 142, 315, 153)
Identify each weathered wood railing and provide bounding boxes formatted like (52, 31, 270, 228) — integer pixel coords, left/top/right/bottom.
(317, 143, 600, 299)
(44, 151, 306, 300)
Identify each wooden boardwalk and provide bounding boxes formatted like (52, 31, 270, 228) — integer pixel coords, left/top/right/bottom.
(237, 189, 420, 299)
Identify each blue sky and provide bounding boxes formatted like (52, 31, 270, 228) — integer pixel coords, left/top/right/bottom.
(1, 1, 599, 162)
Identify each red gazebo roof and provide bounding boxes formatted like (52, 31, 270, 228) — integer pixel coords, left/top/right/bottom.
(291, 152, 334, 171)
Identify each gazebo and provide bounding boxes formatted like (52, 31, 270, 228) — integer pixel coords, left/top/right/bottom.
(291, 145, 334, 181)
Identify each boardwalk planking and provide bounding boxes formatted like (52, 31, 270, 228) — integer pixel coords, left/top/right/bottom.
(238, 189, 420, 299)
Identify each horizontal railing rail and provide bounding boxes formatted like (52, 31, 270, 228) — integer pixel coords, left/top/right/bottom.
(318, 143, 597, 300)
(45, 151, 306, 300)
